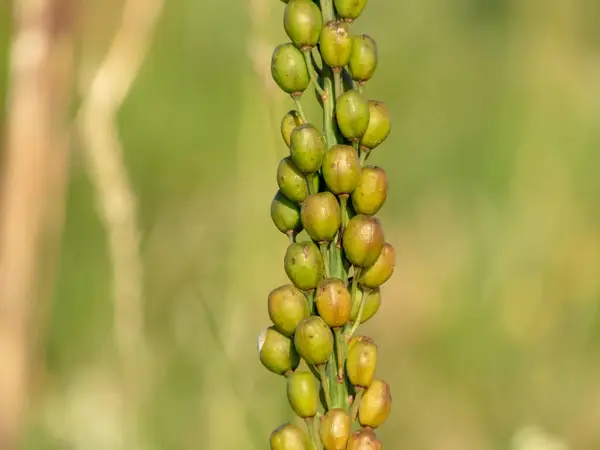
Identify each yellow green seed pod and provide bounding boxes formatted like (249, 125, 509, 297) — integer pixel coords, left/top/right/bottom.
(294, 316, 334, 365)
(346, 428, 382, 450)
(281, 110, 305, 147)
(358, 379, 392, 428)
(270, 423, 310, 450)
(301, 192, 341, 242)
(351, 166, 388, 215)
(360, 101, 391, 150)
(349, 35, 378, 83)
(321, 144, 361, 195)
(271, 43, 310, 96)
(342, 215, 384, 267)
(350, 285, 381, 324)
(284, 241, 325, 291)
(268, 284, 310, 336)
(284, 0, 323, 49)
(336, 90, 370, 142)
(320, 20, 352, 69)
(320, 409, 351, 450)
(359, 242, 395, 288)
(346, 336, 378, 388)
(258, 327, 301, 376)
(286, 371, 319, 418)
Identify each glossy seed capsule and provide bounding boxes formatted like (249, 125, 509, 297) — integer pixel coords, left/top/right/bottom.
(294, 316, 334, 365)
(350, 285, 381, 324)
(286, 371, 319, 418)
(290, 123, 327, 174)
(319, 20, 352, 69)
(301, 192, 341, 242)
(322, 144, 361, 195)
(358, 379, 392, 428)
(271, 191, 303, 236)
(271, 43, 310, 96)
(268, 284, 310, 336)
(349, 35, 378, 83)
(342, 215, 384, 267)
(334, 0, 368, 21)
(315, 278, 352, 327)
(284, 0, 323, 49)
(270, 423, 310, 450)
(346, 336, 378, 388)
(336, 90, 370, 142)
(320, 409, 351, 450)
(351, 166, 388, 215)
(284, 241, 325, 291)
(346, 428, 382, 450)
(277, 157, 310, 204)
(359, 242, 395, 288)
(281, 110, 305, 147)
(258, 327, 301, 375)
(360, 101, 391, 150)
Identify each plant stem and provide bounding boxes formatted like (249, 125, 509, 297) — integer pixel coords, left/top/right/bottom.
(318, 365, 332, 409)
(305, 289, 316, 314)
(304, 49, 327, 99)
(305, 417, 320, 450)
(320, 0, 335, 22)
(320, 242, 330, 278)
(350, 267, 361, 306)
(348, 288, 367, 338)
(334, 327, 344, 381)
(333, 70, 344, 99)
(306, 172, 319, 195)
(349, 387, 364, 422)
(293, 96, 308, 122)
(339, 195, 349, 229)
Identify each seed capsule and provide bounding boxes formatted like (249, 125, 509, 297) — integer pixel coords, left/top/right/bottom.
(268, 284, 310, 336)
(284, 241, 325, 291)
(286, 371, 319, 418)
(358, 379, 392, 428)
(360, 101, 391, 150)
(322, 144, 361, 195)
(319, 20, 352, 69)
(281, 110, 305, 147)
(270, 423, 310, 450)
(350, 285, 381, 324)
(277, 157, 309, 204)
(284, 0, 323, 49)
(346, 428, 382, 450)
(359, 242, 395, 288)
(346, 336, 378, 388)
(315, 278, 352, 327)
(334, 0, 368, 21)
(349, 35, 378, 83)
(271, 43, 310, 96)
(336, 90, 370, 141)
(301, 192, 341, 242)
(343, 215, 384, 267)
(271, 191, 303, 236)
(294, 316, 334, 365)
(258, 327, 301, 375)
(290, 123, 327, 174)
(351, 166, 388, 215)
(320, 409, 351, 450)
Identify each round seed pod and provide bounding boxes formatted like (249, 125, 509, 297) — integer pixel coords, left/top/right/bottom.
(268, 284, 310, 336)
(346, 336, 378, 388)
(294, 316, 334, 365)
(319, 20, 352, 69)
(258, 327, 301, 376)
(270, 423, 310, 450)
(284, 241, 325, 291)
(349, 35, 378, 83)
(360, 101, 391, 150)
(281, 110, 305, 147)
(277, 157, 310, 204)
(334, 0, 368, 21)
(322, 144, 361, 195)
(284, 0, 323, 49)
(336, 90, 370, 142)
(351, 166, 388, 215)
(271, 43, 310, 96)
(358, 379, 392, 429)
(301, 192, 341, 242)
(315, 278, 352, 327)
(359, 242, 395, 288)
(350, 285, 381, 324)
(271, 191, 303, 236)
(320, 409, 351, 450)
(286, 371, 319, 418)
(346, 428, 382, 450)
(342, 215, 384, 267)
(290, 123, 327, 174)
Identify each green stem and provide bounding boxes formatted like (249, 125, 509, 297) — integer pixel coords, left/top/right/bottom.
(348, 287, 367, 338)
(304, 290, 316, 314)
(339, 195, 349, 229)
(350, 267, 361, 307)
(333, 70, 344, 99)
(293, 96, 308, 122)
(304, 49, 327, 99)
(319, 242, 330, 278)
(334, 327, 345, 381)
(306, 172, 319, 195)
(318, 365, 332, 410)
(305, 417, 320, 450)
(349, 387, 364, 422)
(320, 0, 335, 22)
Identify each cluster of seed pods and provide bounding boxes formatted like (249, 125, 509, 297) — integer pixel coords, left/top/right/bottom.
(258, 0, 394, 449)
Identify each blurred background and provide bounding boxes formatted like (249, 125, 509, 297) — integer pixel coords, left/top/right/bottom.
(1, 0, 600, 449)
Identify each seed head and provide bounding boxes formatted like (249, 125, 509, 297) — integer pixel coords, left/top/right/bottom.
(286, 371, 319, 418)
(294, 316, 334, 365)
(301, 192, 341, 242)
(271, 43, 310, 96)
(351, 166, 388, 215)
(322, 144, 361, 195)
(290, 123, 327, 174)
(349, 35, 378, 83)
(342, 215, 385, 267)
(346, 336, 378, 388)
(320, 408, 351, 450)
(270, 423, 310, 450)
(315, 278, 352, 327)
(258, 327, 301, 376)
(268, 284, 311, 336)
(284, 0, 323, 49)
(336, 90, 370, 141)
(271, 190, 303, 236)
(360, 101, 391, 150)
(358, 379, 392, 428)
(359, 242, 395, 288)
(319, 20, 352, 69)
(334, 0, 369, 21)
(277, 156, 310, 204)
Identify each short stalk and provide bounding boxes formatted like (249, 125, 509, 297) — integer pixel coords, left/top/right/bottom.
(293, 95, 308, 122)
(334, 327, 345, 381)
(303, 48, 327, 99)
(304, 289, 316, 314)
(306, 172, 319, 195)
(348, 288, 368, 338)
(319, 242, 331, 277)
(333, 69, 344, 99)
(349, 387, 364, 422)
(317, 365, 332, 410)
(305, 417, 320, 450)
(339, 194, 349, 229)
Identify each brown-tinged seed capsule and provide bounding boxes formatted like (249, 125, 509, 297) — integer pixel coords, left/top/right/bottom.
(270, 423, 310, 450)
(277, 156, 310, 204)
(358, 379, 392, 428)
(271, 191, 303, 236)
(350, 285, 381, 324)
(290, 123, 327, 174)
(320, 409, 351, 450)
(272, 43, 310, 96)
(284, 0, 323, 49)
(294, 316, 334, 365)
(284, 241, 325, 291)
(359, 242, 395, 288)
(258, 327, 301, 375)
(360, 101, 391, 150)
(322, 144, 361, 195)
(342, 215, 384, 267)
(351, 166, 388, 215)
(333, 0, 368, 21)
(346, 428, 382, 450)
(268, 284, 310, 336)
(286, 371, 319, 418)
(346, 336, 378, 388)
(319, 20, 352, 69)
(315, 278, 352, 327)
(349, 35, 378, 83)
(301, 192, 341, 242)
(282, 110, 305, 147)
(336, 90, 370, 141)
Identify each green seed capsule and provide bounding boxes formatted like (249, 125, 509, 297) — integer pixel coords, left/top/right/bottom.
(282, 110, 305, 148)
(360, 101, 391, 150)
(334, 0, 368, 21)
(343, 215, 384, 267)
(284, 0, 323, 49)
(290, 123, 327, 174)
(349, 35, 378, 83)
(271, 191, 303, 236)
(268, 284, 310, 336)
(294, 316, 334, 365)
(272, 43, 310, 96)
(359, 242, 395, 288)
(301, 192, 341, 242)
(358, 379, 392, 429)
(284, 241, 325, 291)
(322, 145, 361, 195)
(350, 285, 381, 324)
(277, 157, 310, 204)
(351, 166, 388, 215)
(286, 371, 319, 418)
(270, 423, 310, 450)
(336, 90, 370, 141)
(346, 428, 382, 450)
(315, 278, 352, 327)
(320, 409, 351, 450)
(258, 327, 301, 376)
(319, 20, 352, 69)
(346, 336, 378, 388)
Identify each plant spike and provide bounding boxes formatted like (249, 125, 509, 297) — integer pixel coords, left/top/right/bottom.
(262, 1, 394, 448)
